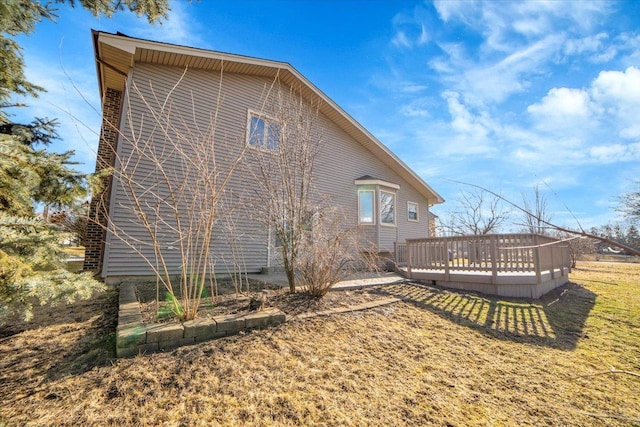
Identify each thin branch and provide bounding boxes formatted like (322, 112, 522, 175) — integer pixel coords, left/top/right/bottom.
(447, 179, 640, 257)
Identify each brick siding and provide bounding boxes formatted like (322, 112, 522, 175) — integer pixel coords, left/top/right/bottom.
(83, 88, 123, 274)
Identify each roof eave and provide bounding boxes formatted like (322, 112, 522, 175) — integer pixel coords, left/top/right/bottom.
(92, 30, 445, 205)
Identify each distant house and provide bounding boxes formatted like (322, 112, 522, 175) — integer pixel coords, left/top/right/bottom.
(84, 31, 444, 282)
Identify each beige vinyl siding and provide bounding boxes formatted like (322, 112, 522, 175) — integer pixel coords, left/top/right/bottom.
(104, 65, 272, 277)
(103, 63, 433, 278)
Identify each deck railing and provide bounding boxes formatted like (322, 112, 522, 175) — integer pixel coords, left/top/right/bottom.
(394, 233, 570, 284)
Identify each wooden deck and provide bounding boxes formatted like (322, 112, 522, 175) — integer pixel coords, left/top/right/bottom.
(394, 234, 571, 299)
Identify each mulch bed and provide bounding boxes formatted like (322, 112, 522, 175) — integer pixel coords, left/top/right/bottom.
(136, 281, 390, 324)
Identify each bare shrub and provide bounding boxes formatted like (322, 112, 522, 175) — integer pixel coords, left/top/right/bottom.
(97, 69, 247, 320)
(247, 84, 373, 294)
(296, 205, 367, 297)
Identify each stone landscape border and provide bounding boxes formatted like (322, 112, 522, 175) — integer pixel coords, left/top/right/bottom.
(116, 282, 286, 358)
(116, 279, 404, 358)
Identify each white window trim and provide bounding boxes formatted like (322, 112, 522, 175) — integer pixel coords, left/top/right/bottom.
(246, 109, 280, 151)
(380, 190, 396, 227)
(358, 189, 375, 225)
(407, 201, 419, 222)
(354, 178, 400, 190)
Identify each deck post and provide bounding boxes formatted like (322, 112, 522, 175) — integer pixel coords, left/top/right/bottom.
(533, 235, 542, 285)
(443, 238, 450, 281)
(394, 242, 397, 264)
(407, 240, 413, 279)
(550, 245, 555, 279)
(490, 236, 498, 284)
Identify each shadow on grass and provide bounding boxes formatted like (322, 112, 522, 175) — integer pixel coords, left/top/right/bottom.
(0, 289, 118, 378)
(45, 289, 118, 379)
(374, 281, 596, 350)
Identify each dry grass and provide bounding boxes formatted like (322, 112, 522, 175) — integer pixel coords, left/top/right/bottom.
(1, 261, 638, 426)
(61, 246, 85, 258)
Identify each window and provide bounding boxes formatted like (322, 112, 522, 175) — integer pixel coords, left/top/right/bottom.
(380, 191, 396, 226)
(358, 190, 374, 224)
(408, 201, 418, 222)
(247, 113, 280, 150)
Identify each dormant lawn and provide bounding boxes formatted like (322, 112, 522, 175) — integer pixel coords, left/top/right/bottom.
(1, 261, 638, 426)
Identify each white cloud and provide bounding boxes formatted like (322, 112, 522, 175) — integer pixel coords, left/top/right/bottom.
(434, 0, 612, 43)
(528, 87, 592, 117)
(133, 1, 204, 47)
(400, 106, 428, 118)
(392, 31, 412, 49)
(400, 84, 428, 93)
(390, 7, 432, 50)
(564, 32, 609, 55)
(458, 34, 565, 105)
(591, 66, 640, 138)
(591, 66, 640, 106)
(589, 142, 640, 163)
(563, 32, 619, 63)
(427, 1, 620, 107)
(620, 124, 640, 139)
(418, 24, 429, 46)
(439, 91, 496, 156)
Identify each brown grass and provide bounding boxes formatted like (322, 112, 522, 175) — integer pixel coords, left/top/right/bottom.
(1, 261, 638, 426)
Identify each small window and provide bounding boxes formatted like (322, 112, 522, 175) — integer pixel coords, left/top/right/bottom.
(358, 190, 374, 224)
(380, 191, 396, 226)
(408, 201, 418, 222)
(248, 113, 280, 150)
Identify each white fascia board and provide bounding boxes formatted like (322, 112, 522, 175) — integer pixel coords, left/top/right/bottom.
(354, 178, 400, 190)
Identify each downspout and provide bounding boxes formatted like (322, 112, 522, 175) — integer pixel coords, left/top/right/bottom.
(426, 198, 430, 236)
(375, 186, 381, 250)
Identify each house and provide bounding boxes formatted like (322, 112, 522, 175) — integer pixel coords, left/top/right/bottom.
(83, 31, 445, 282)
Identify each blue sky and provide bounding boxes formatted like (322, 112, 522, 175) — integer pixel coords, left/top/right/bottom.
(12, 0, 640, 231)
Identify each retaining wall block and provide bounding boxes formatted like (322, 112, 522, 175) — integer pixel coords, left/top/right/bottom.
(146, 323, 184, 343)
(267, 308, 286, 324)
(244, 308, 286, 329)
(183, 318, 220, 340)
(116, 325, 147, 348)
(214, 314, 246, 333)
(136, 343, 160, 355)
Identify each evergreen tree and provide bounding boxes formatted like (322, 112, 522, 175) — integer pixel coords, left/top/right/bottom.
(0, 0, 170, 323)
(0, 132, 100, 323)
(0, 0, 169, 123)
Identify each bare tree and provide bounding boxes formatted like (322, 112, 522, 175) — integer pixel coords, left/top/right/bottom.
(247, 84, 370, 293)
(449, 180, 640, 257)
(617, 182, 640, 224)
(521, 185, 552, 235)
(94, 68, 248, 320)
(555, 231, 597, 267)
(446, 189, 511, 235)
(245, 87, 319, 293)
(50, 201, 90, 245)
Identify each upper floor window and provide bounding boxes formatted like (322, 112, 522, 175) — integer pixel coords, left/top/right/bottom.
(380, 191, 396, 226)
(407, 201, 418, 222)
(247, 113, 280, 150)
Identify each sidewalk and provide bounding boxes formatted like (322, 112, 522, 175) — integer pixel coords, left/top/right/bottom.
(246, 271, 406, 291)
